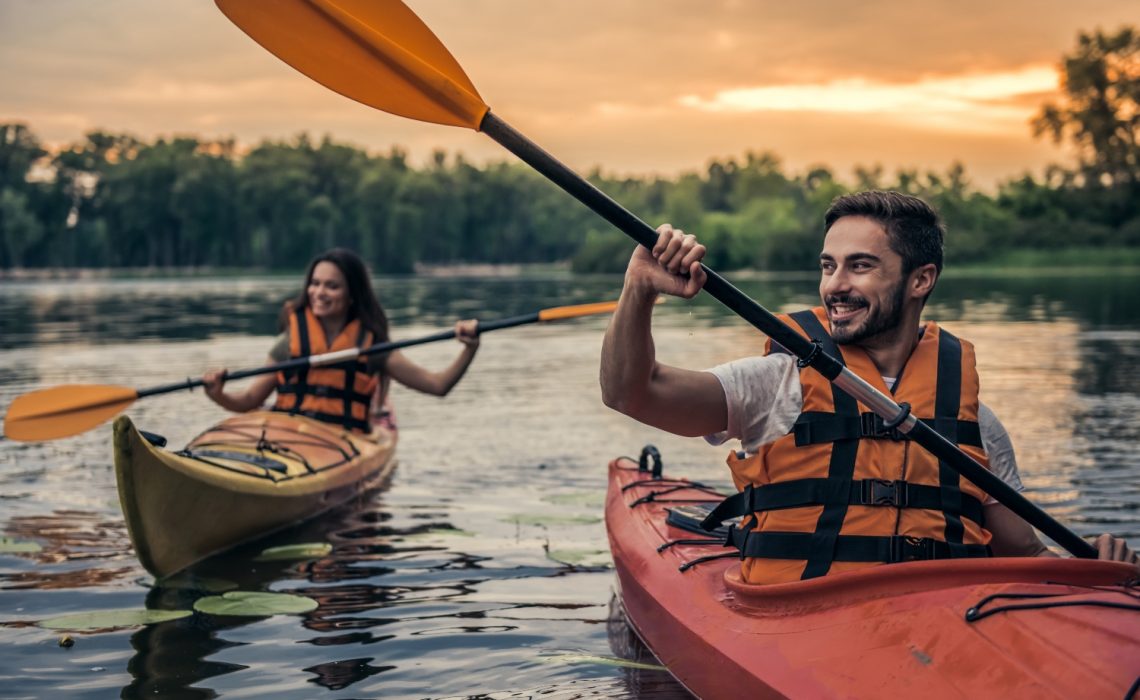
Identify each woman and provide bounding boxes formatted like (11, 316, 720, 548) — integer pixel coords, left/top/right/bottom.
(203, 248, 479, 432)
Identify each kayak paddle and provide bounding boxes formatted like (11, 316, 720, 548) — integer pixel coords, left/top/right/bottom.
(3, 299, 623, 442)
(212, 0, 1098, 558)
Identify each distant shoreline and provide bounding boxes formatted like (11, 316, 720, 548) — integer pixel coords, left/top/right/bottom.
(1, 249, 1137, 282)
(0, 261, 572, 282)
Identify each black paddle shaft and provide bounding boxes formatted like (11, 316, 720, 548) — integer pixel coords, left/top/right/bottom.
(136, 311, 540, 399)
(479, 111, 1097, 559)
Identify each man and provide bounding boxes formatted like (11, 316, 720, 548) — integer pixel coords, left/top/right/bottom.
(600, 190, 1136, 584)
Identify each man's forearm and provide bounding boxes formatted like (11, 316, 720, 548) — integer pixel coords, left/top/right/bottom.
(600, 281, 659, 414)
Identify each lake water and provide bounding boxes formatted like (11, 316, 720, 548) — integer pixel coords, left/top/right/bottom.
(1, 269, 1138, 699)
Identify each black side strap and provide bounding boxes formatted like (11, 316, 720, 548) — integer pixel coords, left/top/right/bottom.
(726, 528, 990, 564)
(700, 478, 985, 530)
(935, 329, 966, 551)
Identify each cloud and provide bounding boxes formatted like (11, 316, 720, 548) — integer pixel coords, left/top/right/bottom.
(676, 66, 1059, 134)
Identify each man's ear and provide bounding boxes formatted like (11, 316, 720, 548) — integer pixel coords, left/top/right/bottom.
(910, 263, 939, 300)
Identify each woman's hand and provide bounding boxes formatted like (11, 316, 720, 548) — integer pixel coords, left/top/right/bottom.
(455, 319, 480, 349)
(203, 369, 228, 402)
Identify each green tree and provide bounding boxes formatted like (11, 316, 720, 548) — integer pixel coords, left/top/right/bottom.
(1033, 27, 1139, 192)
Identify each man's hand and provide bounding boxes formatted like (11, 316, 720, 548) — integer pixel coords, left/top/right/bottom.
(1091, 533, 1138, 566)
(625, 224, 708, 299)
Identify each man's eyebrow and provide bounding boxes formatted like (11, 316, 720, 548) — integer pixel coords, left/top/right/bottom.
(818, 252, 882, 263)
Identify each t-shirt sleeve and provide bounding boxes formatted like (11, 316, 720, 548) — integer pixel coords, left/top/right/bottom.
(978, 402, 1025, 503)
(703, 353, 802, 453)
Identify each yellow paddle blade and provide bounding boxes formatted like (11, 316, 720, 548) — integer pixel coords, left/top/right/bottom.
(3, 385, 139, 442)
(216, 0, 488, 130)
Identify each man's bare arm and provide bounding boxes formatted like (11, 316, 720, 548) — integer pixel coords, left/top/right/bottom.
(600, 226, 728, 437)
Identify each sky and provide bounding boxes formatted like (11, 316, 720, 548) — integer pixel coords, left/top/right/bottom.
(1, 0, 1135, 188)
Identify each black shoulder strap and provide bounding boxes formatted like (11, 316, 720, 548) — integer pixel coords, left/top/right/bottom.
(935, 328, 967, 550)
(290, 307, 311, 415)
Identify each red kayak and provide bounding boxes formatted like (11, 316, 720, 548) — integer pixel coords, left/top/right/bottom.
(605, 453, 1140, 699)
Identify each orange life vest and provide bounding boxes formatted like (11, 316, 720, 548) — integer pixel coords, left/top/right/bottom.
(272, 306, 379, 433)
(712, 307, 992, 584)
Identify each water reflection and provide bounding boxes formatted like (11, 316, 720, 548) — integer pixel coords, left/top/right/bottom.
(1, 270, 1138, 698)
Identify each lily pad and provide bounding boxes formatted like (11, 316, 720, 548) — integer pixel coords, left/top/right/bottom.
(254, 542, 332, 561)
(503, 514, 601, 526)
(39, 608, 191, 631)
(0, 537, 42, 554)
(193, 591, 318, 617)
(539, 652, 666, 671)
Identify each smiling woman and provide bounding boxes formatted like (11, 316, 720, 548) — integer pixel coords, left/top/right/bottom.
(202, 247, 482, 430)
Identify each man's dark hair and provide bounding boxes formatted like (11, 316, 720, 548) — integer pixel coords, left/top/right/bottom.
(823, 190, 945, 275)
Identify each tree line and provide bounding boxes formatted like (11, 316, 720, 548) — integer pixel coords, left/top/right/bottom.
(1, 28, 1136, 274)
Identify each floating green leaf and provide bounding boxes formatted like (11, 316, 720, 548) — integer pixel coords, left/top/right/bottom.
(39, 608, 191, 631)
(539, 652, 666, 671)
(255, 542, 332, 561)
(0, 537, 42, 554)
(193, 591, 318, 616)
(503, 514, 601, 526)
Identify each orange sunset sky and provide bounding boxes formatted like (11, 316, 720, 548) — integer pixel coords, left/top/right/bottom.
(1, 0, 1136, 188)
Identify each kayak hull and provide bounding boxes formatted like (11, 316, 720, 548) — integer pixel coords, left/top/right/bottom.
(114, 411, 397, 578)
(605, 457, 1140, 699)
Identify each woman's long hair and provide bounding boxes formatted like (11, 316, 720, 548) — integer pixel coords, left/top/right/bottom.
(279, 248, 390, 345)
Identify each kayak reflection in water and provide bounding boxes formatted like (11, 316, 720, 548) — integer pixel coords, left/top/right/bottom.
(600, 190, 1137, 584)
(203, 247, 480, 433)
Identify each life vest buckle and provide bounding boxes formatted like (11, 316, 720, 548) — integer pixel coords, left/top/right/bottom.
(860, 412, 906, 440)
(861, 479, 908, 508)
(890, 535, 936, 563)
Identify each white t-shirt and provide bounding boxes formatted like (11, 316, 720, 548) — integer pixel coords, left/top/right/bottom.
(703, 353, 1024, 501)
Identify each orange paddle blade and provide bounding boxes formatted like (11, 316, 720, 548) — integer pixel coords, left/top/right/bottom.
(216, 0, 488, 129)
(538, 300, 620, 322)
(3, 385, 139, 441)
(538, 298, 664, 322)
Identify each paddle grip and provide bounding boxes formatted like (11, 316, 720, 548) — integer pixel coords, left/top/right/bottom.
(480, 111, 1098, 559)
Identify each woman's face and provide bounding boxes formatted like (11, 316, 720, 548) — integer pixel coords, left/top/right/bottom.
(308, 261, 351, 321)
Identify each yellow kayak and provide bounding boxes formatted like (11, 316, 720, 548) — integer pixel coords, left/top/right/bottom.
(113, 411, 397, 578)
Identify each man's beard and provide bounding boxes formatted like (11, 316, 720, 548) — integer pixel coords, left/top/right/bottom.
(826, 279, 907, 346)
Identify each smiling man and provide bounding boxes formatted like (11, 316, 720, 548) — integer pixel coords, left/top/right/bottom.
(599, 190, 1137, 584)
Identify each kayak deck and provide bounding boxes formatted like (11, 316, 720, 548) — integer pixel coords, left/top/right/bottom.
(605, 455, 1140, 699)
(114, 411, 397, 578)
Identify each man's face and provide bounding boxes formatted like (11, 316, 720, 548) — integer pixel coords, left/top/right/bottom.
(818, 216, 908, 346)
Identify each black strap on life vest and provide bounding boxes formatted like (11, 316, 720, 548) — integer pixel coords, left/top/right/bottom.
(724, 527, 990, 564)
(789, 411, 983, 447)
(699, 477, 985, 530)
(783, 310, 861, 579)
(288, 307, 312, 413)
(935, 328, 967, 552)
(734, 310, 988, 579)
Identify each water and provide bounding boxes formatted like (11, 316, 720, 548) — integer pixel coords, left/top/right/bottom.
(1, 269, 1138, 699)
